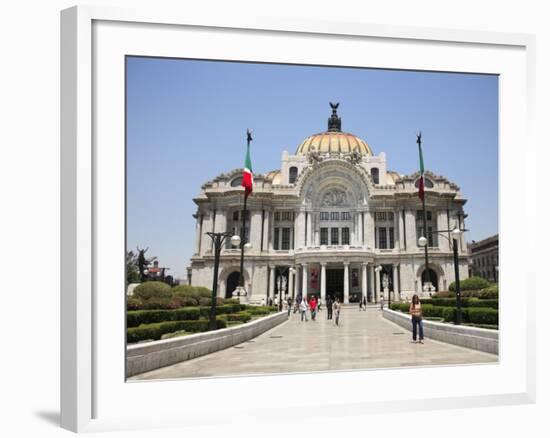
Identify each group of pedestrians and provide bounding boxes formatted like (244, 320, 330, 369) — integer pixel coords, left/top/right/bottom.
(294, 295, 342, 326)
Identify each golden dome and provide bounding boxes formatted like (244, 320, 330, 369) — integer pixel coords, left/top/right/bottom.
(295, 102, 373, 156)
(296, 131, 373, 156)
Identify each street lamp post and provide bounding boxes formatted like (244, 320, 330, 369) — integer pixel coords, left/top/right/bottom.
(206, 231, 240, 331)
(276, 266, 295, 311)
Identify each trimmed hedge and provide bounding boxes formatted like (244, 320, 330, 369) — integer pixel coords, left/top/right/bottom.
(127, 307, 201, 327)
(225, 311, 252, 323)
(246, 306, 276, 316)
(172, 284, 212, 299)
(423, 297, 498, 309)
(127, 318, 227, 343)
(389, 302, 498, 325)
(449, 276, 490, 292)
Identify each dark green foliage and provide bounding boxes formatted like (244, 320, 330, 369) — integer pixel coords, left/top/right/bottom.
(133, 281, 172, 300)
(465, 307, 499, 325)
(246, 306, 274, 316)
(426, 297, 498, 309)
(390, 302, 497, 325)
(479, 284, 498, 299)
(225, 311, 252, 323)
(449, 276, 490, 292)
(127, 296, 143, 311)
(127, 318, 227, 343)
(127, 307, 201, 327)
(172, 285, 212, 299)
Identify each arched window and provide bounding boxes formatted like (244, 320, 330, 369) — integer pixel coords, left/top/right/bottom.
(289, 166, 298, 184)
(415, 178, 434, 188)
(371, 167, 379, 184)
(230, 177, 243, 187)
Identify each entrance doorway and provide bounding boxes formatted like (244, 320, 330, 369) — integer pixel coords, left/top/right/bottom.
(421, 268, 438, 292)
(326, 269, 344, 302)
(225, 271, 240, 298)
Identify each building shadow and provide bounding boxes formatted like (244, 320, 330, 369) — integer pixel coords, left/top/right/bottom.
(34, 410, 60, 427)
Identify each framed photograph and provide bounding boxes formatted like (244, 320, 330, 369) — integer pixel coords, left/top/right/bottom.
(61, 5, 536, 433)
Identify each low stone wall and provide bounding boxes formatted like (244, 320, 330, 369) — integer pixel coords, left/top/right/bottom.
(382, 309, 499, 355)
(126, 312, 288, 377)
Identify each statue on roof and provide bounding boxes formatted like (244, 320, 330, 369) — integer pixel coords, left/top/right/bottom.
(327, 102, 342, 132)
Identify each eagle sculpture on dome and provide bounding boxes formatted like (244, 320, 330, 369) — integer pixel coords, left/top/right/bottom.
(327, 102, 342, 132)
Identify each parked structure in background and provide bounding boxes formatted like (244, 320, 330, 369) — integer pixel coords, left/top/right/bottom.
(188, 104, 469, 304)
(467, 234, 499, 282)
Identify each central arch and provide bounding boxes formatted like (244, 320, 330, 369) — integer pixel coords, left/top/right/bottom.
(225, 271, 240, 298)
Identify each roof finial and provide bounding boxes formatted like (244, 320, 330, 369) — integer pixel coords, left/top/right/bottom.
(328, 102, 341, 132)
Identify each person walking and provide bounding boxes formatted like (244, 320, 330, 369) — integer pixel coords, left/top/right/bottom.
(334, 298, 341, 326)
(326, 296, 333, 320)
(380, 295, 385, 311)
(299, 298, 308, 322)
(409, 294, 424, 343)
(359, 298, 363, 311)
(309, 295, 317, 321)
(362, 296, 367, 311)
(287, 296, 292, 317)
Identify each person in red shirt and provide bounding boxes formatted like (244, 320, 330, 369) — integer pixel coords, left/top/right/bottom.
(309, 296, 317, 321)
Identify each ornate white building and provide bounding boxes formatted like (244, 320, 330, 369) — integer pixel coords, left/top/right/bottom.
(188, 104, 469, 304)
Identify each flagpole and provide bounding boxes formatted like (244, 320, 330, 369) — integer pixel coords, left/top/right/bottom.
(417, 132, 430, 290)
(239, 130, 252, 288)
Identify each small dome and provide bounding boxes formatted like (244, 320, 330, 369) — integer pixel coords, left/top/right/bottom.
(295, 103, 373, 156)
(296, 131, 373, 156)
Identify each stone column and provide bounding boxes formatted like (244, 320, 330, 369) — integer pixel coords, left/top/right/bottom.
(199, 211, 214, 255)
(296, 211, 305, 249)
(393, 209, 400, 251)
(393, 264, 399, 301)
(368, 263, 375, 303)
(194, 216, 201, 255)
(306, 212, 312, 246)
(398, 209, 406, 251)
(320, 263, 327, 304)
(361, 263, 367, 302)
(302, 264, 308, 299)
(405, 209, 417, 250)
(343, 262, 350, 303)
(364, 211, 375, 249)
(250, 210, 262, 253)
(263, 210, 271, 252)
(269, 266, 275, 300)
(289, 269, 295, 299)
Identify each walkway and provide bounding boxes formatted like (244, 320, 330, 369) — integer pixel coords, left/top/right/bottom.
(129, 306, 497, 380)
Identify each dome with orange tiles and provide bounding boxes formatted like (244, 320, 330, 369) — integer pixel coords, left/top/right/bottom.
(295, 103, 373, 156)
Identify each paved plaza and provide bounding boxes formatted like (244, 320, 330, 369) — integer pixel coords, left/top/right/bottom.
(129, 306, 497, 380)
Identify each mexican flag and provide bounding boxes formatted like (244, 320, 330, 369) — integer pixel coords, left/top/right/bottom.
(242, 129, 254, 198)
(417, 132, 425, 202)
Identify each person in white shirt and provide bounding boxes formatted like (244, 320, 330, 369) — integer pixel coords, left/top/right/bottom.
(299, 299, 308, 322)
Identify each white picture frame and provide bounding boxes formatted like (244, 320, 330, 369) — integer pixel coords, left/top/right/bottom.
(61, 5, 536, 433)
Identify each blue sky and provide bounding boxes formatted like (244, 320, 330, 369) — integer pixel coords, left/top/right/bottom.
(126, 57, 498, 278)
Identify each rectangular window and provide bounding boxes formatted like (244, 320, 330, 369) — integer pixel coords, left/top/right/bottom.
(320, 228, 328, 245)
(281, 228, 290, 250)
(376, 212, 387, 221)
(379, 227, 387, 249)
(274, 228, 280, 250)
(341, 212, 351, 221)
(388, 212, 394, 222)
(274, 212, 280, 222)
(341, 227, 350, 245)
(282, 212, 293, 222)
(389, 227, 395, 249)
(331, 228, 339, 245)
(330, 212, 340, 221)
(320, 212, 329, 221)
(233, 211, 239, 221)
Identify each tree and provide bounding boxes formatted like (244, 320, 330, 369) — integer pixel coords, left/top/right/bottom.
(126, 250, 140, 284)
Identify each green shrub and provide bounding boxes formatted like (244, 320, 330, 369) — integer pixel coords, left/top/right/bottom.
(127, 318, 227, 343)
(226, 311, 252, 323)
(127, 296, 143, 311)
(127, 307, 202, 327)
(479, 284, 498, 299)
(247, 306, 274, 315)
(133, 281, 172, 300)
(432, 291, 453, 298)
(172, 285, 212, 299)
(449, 276, 490, 292)
(464, 308, 498, 325)
(224, 298, 240, 305)
(138, 296, 173, 310)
